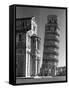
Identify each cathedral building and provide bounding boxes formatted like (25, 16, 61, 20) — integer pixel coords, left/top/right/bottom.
(16, 17, 41, 77)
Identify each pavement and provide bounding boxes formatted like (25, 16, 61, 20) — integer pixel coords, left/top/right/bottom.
(16, 76, 66, 84)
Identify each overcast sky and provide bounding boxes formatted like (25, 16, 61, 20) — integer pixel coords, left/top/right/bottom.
(16, 6, 66, 67)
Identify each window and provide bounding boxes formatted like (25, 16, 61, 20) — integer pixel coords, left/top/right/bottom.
(19, 34, 22, 41)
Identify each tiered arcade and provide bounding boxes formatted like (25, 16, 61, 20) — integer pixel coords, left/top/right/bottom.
(41, 15, 60, 76)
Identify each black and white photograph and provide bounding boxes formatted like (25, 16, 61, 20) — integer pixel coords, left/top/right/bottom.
(9, 4, 67, 85)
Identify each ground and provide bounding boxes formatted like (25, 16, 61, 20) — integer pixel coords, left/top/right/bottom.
(16, 76, 66, 84)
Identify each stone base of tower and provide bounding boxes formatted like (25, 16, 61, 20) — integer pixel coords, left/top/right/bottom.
(40, 62, 57, 77)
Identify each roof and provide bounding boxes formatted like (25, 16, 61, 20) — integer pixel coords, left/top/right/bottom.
(16, 17, 33, 20)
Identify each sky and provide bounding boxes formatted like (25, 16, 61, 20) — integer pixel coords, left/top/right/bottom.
(16, 6, 66, 67)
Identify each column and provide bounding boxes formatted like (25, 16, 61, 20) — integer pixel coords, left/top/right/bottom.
(35, 38, 37, 76)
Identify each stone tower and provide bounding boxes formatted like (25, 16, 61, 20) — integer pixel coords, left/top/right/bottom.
(41, 15, 60, 76)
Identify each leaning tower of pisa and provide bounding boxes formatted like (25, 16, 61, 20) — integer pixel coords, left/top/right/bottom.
(41, 15, 60, 76)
